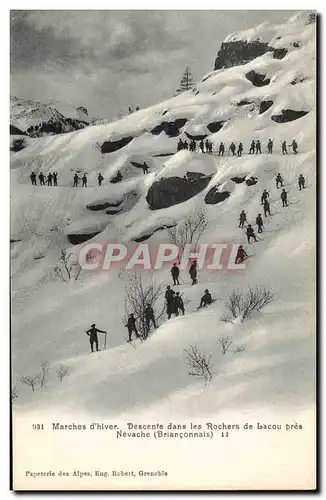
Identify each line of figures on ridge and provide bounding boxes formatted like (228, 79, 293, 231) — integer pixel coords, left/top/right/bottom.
(177, 138, 299, 156)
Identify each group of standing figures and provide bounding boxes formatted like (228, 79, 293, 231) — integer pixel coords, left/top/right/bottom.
(30, 172, 58, 186)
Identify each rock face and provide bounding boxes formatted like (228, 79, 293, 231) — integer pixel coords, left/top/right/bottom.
(150, 118, 188, 137)
(133, 223, 176, 242)
(259, 100, 274, 114)
(245, 177, 258, 186)
(245, 70, 270, 87)
(10, 124, 26, 135)
(100, 136, 133, 154)
(214, 41, 270, 70)
(214, 40, 288, 71)
(207, 121, 226, 133)
(205, 187, 230, 205)
(231, 176, 246, 184)
(146, 174, 212, 210)
(67, 232, 100, 245)
(184, 131, 207, 141)
(86, 200, 121, 211)
(271, 109, 309, 123)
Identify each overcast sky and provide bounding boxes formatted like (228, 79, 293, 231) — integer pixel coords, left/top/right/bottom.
(10, 10, 296, 119)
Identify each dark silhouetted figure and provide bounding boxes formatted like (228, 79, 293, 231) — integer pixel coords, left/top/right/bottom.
(275, 173, 284, 189)
(249, 140, 255, 154)
(229, 142, 236, 156)
(189, 260, 198, 285)
(47, 173, 53, 186)
(174, 292, 185, 316)
(239, 210, 247, 228)
(281, 189, 288, 207)
(128, 107, 133, 114)
(136, 106, 140, 111)
(53, 172, 58, 186)
(255, 140, 261, 154)
(237, 143, 243, 157)
(30, 172, 37, 186)
(171, 263, 180, 285)
(190, 140, 196, 152)
(264, 200, 271, 217)
(86, 323, 107, 353)
(200, 140, 205, 153)
(282, 141, 288, 154)
(126, 314, 140, 341)
(97, 173, 104, 186)
(199, 289, 213, 308)
(256, 213, 264, 233)
(261, 189, 269, 205)
(82, 174, 87, 187)
(177, 139, 183, 151)
(39, 173, 45, 186)
(145, 305, 157, 331)
(235, 245, 247, 264)
(205, 139, 210, 153)
(219, 142, 225, 156)
(184, 140, 189, 150)
(73, 174, 79, 187)
(115, 171, 123, 183)
(267, 139, 273, 154)
(246, 224, 257, 243)
(290, 139, 298, 154)
(298, 174, 305, 190)
(208, 141, 213, 154)
(143, 162, 149, 174)
(165, 285, 176, 320)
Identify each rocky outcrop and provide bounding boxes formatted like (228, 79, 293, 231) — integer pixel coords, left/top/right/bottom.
(133, 223, 176, 242)
(245, 177, 258, 186)
(184, 131, 207, 141)
(245, 70, 270, 87)
(214, 41, 270, 70)
(207, 121, 226, 133)
(259, 100, 273, 114)
(231, 176, 246, 184)
(146, 174, 212, 210)
(152, 153, 174, 157)
(150, 118, 188, 137)
(205, 187, 230, 205)
(100, 136, 134, 154)
(10, 124, 26, 135)
(271, 109, 309, 123)
(67, 232, 100, 245)
(214, 40, 288, 70)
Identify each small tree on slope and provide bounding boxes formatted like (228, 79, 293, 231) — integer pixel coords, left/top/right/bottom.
(176, 67, 195, 94)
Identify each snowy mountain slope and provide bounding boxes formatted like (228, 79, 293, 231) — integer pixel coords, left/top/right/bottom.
(10, 96, 90, 136)
(11, 10, 316, 466)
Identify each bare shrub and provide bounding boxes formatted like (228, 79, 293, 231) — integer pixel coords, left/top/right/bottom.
(40, 361, 50, 387)
(12, 386, 19, 400)
(57, 365, 69, 382)
(223, 286, 275, 323)
(124, 273, 164, 340)
(168, 210, 207, 261)
(54, 249, 82, 282)
(218, 336, 232, 355)
(234, 345, 246, 354)
(20, 374, 40, 392)
(184, 345, 213, 383)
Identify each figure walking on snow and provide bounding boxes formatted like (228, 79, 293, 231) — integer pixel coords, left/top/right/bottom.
(53, 172, 58, 186)
(86, 323, 107, 353)
(238, 210, 247, 228)
(290, 139, 298, 154)
(256, 213, 264, 233)
(198, 289, 213, 309)
(263, 200, 271, 217)
(275, 173, 284, 189)
(97, 173, 104, 186)
(30, 172, 37, 186)
(39, 173, 45, 186)
(237, 142, 243, 157)
(246, 224, 258, 243)
(205, 139, 210, 153)
(165, 285, 176, 320)
(219, 142, 225, 156)
(47, 173, 53, 186)
(171, 263, 180, 286)
(298, 174, 305, 190)
(261, 189, 269, 205)
(200, 140, 205, 153)
(189, 260, 198, 285)
(142, 162, 149, 174)
(73, 173, 79, 187)
(282, 141, 288, 155)
(82, 174, 88, 187)
(255, 140, 261, 154)
(249, 140, 255, 154)
(145, 305, 157, 331)
(267, 139, 273, 154)
(281, 189, 288, 207)
(174, 292, 185, 316)
(229, 142, 236, 156)
(126, 313, 140, 341)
